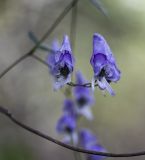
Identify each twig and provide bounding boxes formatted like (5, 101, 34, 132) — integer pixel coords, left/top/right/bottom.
(70, 0, 78, 50)
(0, 105, 145, 158)
(0, 0, 79, 79)
(31, 55, 48, 66)
(0, 54, 30, 79)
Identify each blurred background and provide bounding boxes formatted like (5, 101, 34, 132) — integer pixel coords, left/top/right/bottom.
(0, 0, 145, 160)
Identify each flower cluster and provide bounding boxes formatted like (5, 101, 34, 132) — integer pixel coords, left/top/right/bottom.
(47, 33, 121, 95)
(46, 33, 121, 160)
(56, 72, 106, 160)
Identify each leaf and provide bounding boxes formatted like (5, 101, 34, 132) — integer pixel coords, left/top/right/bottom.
(89, 0, 108, 17)
(28, 31, 50, 51)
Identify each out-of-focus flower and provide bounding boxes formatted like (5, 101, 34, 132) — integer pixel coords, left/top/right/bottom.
(56, 113, 78, 144)
(90, 33, 121, 96)
(63, 99, 76, 117)
(47, 35, 74, 90)
(56, 98, 78, 144)
(73, 71, 94, 120)
(56, 114, 76, 134)
(79, 129, 106, 160)
(79, 129, 97, 148)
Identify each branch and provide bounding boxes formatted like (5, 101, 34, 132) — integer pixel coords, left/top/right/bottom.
(0, 0, 79, 79)
(0, 54, 30, 79)
(70, 0, 78, 50)
(0, 106, 145, 158)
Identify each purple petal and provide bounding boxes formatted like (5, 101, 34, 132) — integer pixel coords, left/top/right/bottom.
(47, 40, 60, 67)
(74, 71, 90, 94)
(56, 114, 76, 134)
(106, 64, 121, 82)
(93, 33, 112, 57)
(59, 51, 74, 67)
(63, 99, 76, 117)
(90, 53, 107, 75)
(76, 71, 87, 84)
(60, 35, 72, 53)
(79, 129, 97, 148)
(52, 39, 60, 52)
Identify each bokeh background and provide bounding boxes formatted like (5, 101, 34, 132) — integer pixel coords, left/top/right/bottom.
(0, 0, 145, 160)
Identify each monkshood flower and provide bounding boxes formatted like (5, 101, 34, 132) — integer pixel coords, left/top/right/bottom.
(90, 33, 121, 96)
(56, 113, 76, 135)
(73, 71, 94, 120)
(79, 129, 106, 160)
(47, 35, 74, 90)
(56, 113, 78, 144)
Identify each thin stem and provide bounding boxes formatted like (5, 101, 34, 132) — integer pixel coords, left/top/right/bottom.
(31, 55, 48, 66)
(0, 54, 30, 79)
(70, 0, 78, 82)
(1, 105, 145, 158)
(70, 0, 78, 51)
(0, 0, 79, 79)
(67, 82, 98, 88)
(34, 0, 79, 50)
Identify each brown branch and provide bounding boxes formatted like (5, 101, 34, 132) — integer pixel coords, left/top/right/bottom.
(0, 105, 145, 158)
(0, 0, 79, 79)
(0, 54, 30, 79)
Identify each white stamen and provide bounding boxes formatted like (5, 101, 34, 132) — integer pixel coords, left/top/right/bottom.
(102, 77, 115, 96)
(91, 78, 95, 91)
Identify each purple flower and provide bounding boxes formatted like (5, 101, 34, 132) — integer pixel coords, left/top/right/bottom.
(56, 114, 76, 134)
(90, 33, 121, 96)
(79, 129, 97, 148)
(79, 129, 106, 160)
(56, 113, 78, 144)
(47, 35, 74, 90)
(73, 71, 94, 119)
